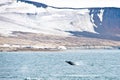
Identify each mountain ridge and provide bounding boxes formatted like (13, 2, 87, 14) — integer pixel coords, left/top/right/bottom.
(17, 0, 120, 8)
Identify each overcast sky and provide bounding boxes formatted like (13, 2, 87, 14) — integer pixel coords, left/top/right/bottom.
(30, 0, 120, 8)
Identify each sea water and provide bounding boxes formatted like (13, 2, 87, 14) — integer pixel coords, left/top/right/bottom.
(0, 50, 120, 80)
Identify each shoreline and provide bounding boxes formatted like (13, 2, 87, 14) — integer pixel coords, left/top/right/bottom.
(0, 32, 120, 52)
(0, 46, 119, 52)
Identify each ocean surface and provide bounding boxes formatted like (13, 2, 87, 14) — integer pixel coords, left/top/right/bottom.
(0, 50, 120, 80)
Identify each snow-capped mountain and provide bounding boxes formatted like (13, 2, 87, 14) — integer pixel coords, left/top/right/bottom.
(0, 0, 120, 40)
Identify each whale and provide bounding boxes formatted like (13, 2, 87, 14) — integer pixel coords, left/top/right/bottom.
(65, 61, 79, 65)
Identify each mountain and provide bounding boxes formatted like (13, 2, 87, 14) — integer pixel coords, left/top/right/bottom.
(0, 0, 120, 51)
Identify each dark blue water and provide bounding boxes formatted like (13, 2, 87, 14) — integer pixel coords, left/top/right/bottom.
(0, 50, 120, 80)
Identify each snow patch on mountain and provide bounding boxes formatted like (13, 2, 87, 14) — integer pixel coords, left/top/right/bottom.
(97, 9, 104, 22)
(1, 1, 41, 13)
(0, 1, 99, 36)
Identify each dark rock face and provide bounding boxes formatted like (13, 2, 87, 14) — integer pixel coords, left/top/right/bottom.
(89, 8, 120, 34)
(102, 8, 120, 34)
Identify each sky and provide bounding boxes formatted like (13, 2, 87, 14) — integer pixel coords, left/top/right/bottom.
(29, 0, 120, 8)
